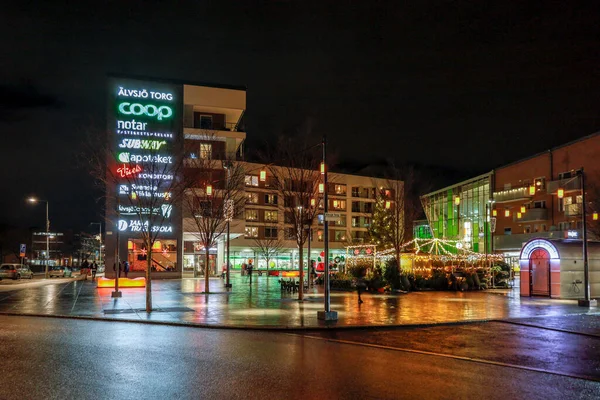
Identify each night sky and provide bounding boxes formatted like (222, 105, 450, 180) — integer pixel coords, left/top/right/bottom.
(2, 1, 600, 233)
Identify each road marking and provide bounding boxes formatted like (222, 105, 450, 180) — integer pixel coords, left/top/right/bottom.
(290, 333, 600, 383)
(496, 319, 600, 339)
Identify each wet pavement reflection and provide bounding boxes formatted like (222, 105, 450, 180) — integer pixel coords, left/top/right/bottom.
(0, 274, 597, 328)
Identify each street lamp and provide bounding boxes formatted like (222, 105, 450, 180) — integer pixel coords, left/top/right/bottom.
(27, 197, 50, 278)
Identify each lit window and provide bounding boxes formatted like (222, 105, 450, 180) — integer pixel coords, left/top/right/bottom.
(265, 210, 278, 222)
(245, 209, 258, 221)
(264, 194, 278, 205)
(246, 192, 258, 204)
(245, 175, 259, 187)
(334, 185, 346, 195)
(200, 143, 212, 159)
(244, 227, 258, 238)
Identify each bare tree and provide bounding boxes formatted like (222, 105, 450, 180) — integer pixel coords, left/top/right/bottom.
(86, 128, 187, 312)
(183, 147, 246, 293)
(265, 135, 322, 300)
(253, 237, 284, 272)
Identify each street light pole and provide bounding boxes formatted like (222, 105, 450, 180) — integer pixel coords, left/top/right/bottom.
(318, 135, 337, 321)
(45, 200, 49, 278)
(578, 168, 596, 307)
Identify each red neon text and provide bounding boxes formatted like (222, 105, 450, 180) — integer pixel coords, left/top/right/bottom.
(117, 164, 142, 178)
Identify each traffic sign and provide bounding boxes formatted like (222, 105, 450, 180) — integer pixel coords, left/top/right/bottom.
(19, 244, 26, 258)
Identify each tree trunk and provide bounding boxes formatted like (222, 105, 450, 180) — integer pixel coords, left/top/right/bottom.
(205, 248, 210, 293)
(298, 243, 304, 301)
(146, 245, 152, 313)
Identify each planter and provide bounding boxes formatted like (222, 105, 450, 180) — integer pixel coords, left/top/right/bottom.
(376, 287, 385, 293)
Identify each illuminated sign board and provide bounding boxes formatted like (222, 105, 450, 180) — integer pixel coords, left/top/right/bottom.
(107, 78, 182, 240)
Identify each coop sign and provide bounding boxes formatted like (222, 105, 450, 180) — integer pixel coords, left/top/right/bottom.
(118, 102, 173, 120)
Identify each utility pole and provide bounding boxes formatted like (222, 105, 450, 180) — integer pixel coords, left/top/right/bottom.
(318, 135, 337, 321)
(578, 168, 596, 307)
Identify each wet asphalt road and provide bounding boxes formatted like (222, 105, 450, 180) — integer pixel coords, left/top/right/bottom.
(1, 315, 599, 399)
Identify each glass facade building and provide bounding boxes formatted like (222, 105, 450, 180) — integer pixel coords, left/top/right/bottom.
(420, 173, 493, 253)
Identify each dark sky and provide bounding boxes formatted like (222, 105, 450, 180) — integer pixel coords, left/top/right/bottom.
(2, 1, 600, 232)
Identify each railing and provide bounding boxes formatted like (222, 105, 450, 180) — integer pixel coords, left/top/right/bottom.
(185, 121, 242, 132)
(493, 187, 532, 203)
(547, 178, 581, 194)
(514, 208, 548, 222)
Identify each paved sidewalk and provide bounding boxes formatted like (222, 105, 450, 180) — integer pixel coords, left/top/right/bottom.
(0, 274, 597, 328)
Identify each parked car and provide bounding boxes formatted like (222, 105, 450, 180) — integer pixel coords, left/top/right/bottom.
(0, 264, 34, 280)
(48, 266, 72, 278)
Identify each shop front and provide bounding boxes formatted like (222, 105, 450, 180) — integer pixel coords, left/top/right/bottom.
(183, 241, 217, 277)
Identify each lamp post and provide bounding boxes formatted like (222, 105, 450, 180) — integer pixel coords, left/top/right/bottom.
(27, 197, 50, 278)
(577, 168, 596, 307)
(90, 222, 102, 264)
(318, 135, 337, 321)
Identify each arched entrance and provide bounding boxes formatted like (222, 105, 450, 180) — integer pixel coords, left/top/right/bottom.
(530, 248, 550, 296)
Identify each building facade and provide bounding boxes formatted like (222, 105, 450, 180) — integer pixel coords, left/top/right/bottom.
(105, 77, 401, 279)
(420, 132, 600, 298)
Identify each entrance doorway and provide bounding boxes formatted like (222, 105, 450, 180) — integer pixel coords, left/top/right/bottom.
(529, 248, 550, 296)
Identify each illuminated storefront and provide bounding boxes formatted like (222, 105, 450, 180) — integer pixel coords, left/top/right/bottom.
(421, 173, 493, 254)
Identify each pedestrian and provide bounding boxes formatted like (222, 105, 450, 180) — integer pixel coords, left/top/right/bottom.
(357, 277, 366, 304)
(310, 260, 317, 286)
(247, 260, 253, 282)
(123, 261, 130, 278)
(81, 258, 89, 280)
(91, 262, 98, 281)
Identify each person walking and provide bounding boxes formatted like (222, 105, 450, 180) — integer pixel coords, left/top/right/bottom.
(247, 260, 253, 283)
(310, 260, 317, 287)
(356, 277, 366, 304)
(91, 261, 98, 281)
(123, 261, 130, 278)
(81, 258, 89, 280)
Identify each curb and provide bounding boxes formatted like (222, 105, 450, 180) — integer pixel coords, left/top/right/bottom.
(0, 311, 496, 331)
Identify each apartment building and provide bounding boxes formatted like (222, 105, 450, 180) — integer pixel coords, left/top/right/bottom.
(105, 76, 401, 279)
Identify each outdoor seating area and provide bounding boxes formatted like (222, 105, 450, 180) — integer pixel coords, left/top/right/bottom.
(278, 279, 308, 293)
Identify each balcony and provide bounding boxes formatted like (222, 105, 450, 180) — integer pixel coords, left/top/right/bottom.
(513, 208, 548, 222)
(494, 230, 578, 251)
(565, 203, 582, 217)
(493, 187, 532, 203)
(547, 178, 581, 194)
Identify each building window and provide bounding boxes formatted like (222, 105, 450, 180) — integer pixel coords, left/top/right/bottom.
(265, 194, 278, 205)
(332, 200, 346, 210)
(364, 217, 371, 228)
(351, 187, 359, 197)
(246, 192, 258, 204)
(352, 201, 361, 213)
(558, 171, 572, 180)
(524, 225, 531, 234)
(352, 216, 360, 227)
(504, 228, 512, 235)
(534, 177, 545, 190)
(333, 231, 347, 242)
(200, 143, 212, 159)
(334, 184, 346, 195)
(245, 175, 259, 187)
(533, 201, 546, 209)
(199, 115, 213, 129)
(576, 195, 583, 204)
(284, 196, 294, 207)
(245, 209, 258, 221)
(364, 203, 373, 213)
(265, 227, 278, 239)
(265, 210, 278, 222)
(244, 226, 258, 238)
